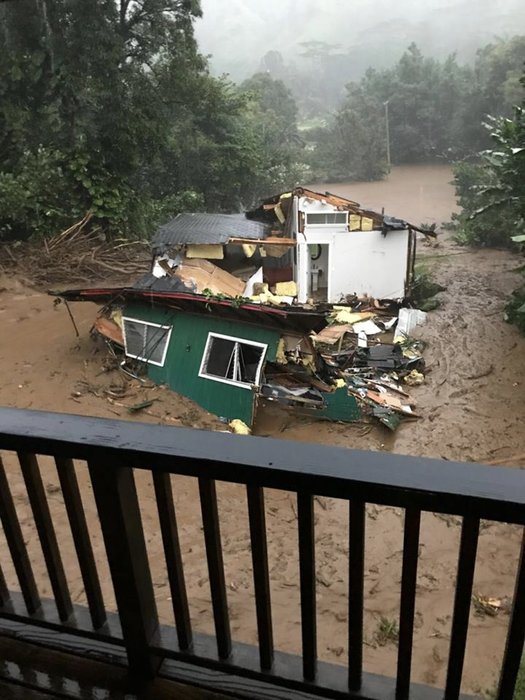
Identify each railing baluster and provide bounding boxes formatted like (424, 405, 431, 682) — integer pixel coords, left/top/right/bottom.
(297, 492, 316, 682)
(198, 478, 232, 660)
(152, 471, 192, 652)
(89, 461, 160, 676)
(246, 485, 274, 671)
(54, 457, 106, 630)
(497, 529, 525, 700)
(0, 456, 40, 614)
(396, 508, 422, 700)
(348, 500, 365, 691)
(17, 453, 72, 621)
(445, 516, 480, 700)
(0, 563, 10, 608)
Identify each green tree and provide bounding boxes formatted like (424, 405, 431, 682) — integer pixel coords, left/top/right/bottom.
(0, 1, 307, 240)
(309, 37, 525, 181)
(237, 73, 308, 204)
(449, 71, 525, 330)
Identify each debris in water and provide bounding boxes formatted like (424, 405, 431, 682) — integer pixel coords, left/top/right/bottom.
(405, 369, 425, 386)
(472, 594, 504, 617)
(395, 308, 427, 341)
(128, 399, 155, 412)
(229, 419, 251, 435)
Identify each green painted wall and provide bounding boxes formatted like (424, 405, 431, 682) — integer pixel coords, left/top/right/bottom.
(317, 387, 360, 421)
(124, 303, 280, 425)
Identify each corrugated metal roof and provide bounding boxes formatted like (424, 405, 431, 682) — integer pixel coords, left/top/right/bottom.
(153, 213, 271, 252)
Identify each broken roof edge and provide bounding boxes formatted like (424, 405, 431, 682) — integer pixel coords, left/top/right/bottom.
(49, 287, 327, 336)
(152, 212, 272, 251)
(247, 186, 431, 234)
(48, 287, 326, 320)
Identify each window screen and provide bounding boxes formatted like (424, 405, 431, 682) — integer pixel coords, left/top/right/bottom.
(200, 334, 267, 388)
(306, 212, 347, 225)
(122, 318, 172, 366)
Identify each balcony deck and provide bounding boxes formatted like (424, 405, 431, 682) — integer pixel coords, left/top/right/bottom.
(0, 406, 524, 700)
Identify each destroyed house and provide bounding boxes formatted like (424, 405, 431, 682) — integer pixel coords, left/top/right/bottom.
(150, 190, 427, 308)
(247, 187, 426, 304)
(55, 285, 361, 426)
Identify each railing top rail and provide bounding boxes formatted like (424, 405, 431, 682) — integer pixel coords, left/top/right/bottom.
(0, 407, 523, 523)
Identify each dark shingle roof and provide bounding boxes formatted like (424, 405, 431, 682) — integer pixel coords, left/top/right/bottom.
(153, 213, 271, 253)
(133, 272, 194, 294)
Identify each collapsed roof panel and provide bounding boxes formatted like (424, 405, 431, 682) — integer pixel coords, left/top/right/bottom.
(135, 258, 247, 297)
(153, 213, 272, 253)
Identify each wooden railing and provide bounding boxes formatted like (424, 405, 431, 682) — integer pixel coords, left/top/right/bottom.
(0, 407, 524, 700)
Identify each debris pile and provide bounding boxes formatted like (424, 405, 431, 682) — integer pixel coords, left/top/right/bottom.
(311, 302, 427, 431)
(43, 183, 438, 433)
(0, 213, 150, 285)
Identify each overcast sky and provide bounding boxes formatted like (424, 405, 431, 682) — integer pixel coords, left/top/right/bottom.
(195, 0, 525, 81)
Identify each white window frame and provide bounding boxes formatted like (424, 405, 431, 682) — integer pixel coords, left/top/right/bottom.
(305, 212, 348, 227)
(122, 316, 173, 367)
(198, 332, 268, 390)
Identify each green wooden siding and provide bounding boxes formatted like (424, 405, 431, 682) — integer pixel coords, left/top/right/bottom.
(124, 303, 280, 425)
(317, 387, 360, 421)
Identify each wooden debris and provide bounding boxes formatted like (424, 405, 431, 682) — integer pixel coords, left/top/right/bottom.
(0, 214, 150, 285)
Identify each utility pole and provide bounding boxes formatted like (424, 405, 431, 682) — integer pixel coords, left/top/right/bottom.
(384, 100, 391, 172)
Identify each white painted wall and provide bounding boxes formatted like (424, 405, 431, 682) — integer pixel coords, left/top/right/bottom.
(297, 243, 310, 303)
(330, 229, 409, 301)
(295, 196, 409, 302)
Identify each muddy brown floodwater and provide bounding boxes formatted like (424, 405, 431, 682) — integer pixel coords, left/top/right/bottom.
(0, 164, 524, 694)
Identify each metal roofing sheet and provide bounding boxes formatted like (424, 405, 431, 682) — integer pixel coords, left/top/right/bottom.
(153, 213, 271, 251)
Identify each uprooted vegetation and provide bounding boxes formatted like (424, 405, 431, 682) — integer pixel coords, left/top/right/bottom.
(0, 214, 150, 285)
(409, 267, 446, 311)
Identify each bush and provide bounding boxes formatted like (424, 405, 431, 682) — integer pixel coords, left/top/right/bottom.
(0, 147, 80, 241)
(505, 283, 525, 332)
(410, 268, 446, 309)
(451, 162, 518, 248)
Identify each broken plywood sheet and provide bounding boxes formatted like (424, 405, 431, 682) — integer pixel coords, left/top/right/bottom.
(366, 390, 418, 416)
(93, 317, 124, 346)
(314, 324, 354, 345)
(174, 258, 245, 297)
(264, 244, 288, 258)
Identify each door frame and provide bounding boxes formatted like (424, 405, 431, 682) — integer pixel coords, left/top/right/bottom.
(305, 239, 332, 302)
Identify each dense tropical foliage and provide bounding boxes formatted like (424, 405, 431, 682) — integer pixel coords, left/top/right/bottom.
(1, 1, 524, 248)
(309, 38, 525, 181)
(0, 0, 305, 240)
(447, 73, 525, 330)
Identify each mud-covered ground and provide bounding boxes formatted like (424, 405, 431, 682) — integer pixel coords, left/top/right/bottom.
(0, 165, 524, 694)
